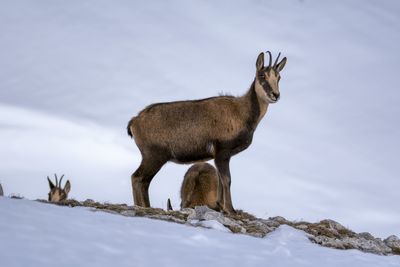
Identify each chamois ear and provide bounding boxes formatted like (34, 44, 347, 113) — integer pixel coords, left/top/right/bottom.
(276, 57, 287, 72)
(256, 52, 264, 71)
(64, 180, 71, 194)
(47, 176, 55, 190)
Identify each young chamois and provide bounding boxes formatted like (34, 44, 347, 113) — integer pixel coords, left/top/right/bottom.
(47, 174, 71, 202)
(181, 162, 218, 210)
(127, 51, 287, 214)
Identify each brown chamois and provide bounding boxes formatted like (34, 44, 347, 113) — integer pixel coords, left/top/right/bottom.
(127, 51, 287, 214)
(47, 174, 71, 202)
(181, 162, 218, 210)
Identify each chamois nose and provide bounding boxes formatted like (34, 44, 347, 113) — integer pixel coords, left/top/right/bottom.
(272, 92, 280, 100)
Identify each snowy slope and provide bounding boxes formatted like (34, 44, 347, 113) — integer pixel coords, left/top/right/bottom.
(0, 197, 399, 267)
(0, 0, 400, 238)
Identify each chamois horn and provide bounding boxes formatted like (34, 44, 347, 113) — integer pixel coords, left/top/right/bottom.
(266, 51, 272, 68)
(59, 174, 65, 187)
(273, 52, 281, 68)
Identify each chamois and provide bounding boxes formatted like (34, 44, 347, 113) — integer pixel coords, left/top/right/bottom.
(181, 162, 218, 210)
(0, 183, 3, 196)
(47, 174, 71, 202)
(127, 51, 287, 214)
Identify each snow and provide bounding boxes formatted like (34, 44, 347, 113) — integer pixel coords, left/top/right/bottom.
(0, 198, 399, 267)
(0, 0, 400, 239)
(190, 219, 232, 233)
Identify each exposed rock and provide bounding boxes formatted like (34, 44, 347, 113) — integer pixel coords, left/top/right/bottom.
(311, 235, 392, 255)
(10, 194, 24, 199)
(359, 232, 375, 240)
(296, 224, 309, 230)
(269, 216, 290, 224)
(120, 210, 136, 217)
(309, 235, 348, 250)
(242, 219, 276, 237)
(384, 235, 400, 255)
(303, 220, 392, 255)
(302, 219, 356, 239)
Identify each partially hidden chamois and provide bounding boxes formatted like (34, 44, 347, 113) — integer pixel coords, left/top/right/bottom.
(47, 174, 71, 202)
(181, 162, 218, 210)
(127, 51, 287, 214)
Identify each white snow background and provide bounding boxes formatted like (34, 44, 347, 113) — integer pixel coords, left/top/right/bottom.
(1, 0, 399, 240)
(0, 198, 399, 267)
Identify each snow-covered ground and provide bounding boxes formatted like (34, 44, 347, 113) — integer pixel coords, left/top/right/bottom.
(0, 0, 399, 239)
(0, 197, 399, 267)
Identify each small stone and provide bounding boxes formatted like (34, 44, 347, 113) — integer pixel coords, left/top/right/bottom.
(320, 219, 346, 231)
(120, 210, 136, 217)
(296, 224, 309, 230)
(269, 216, 288, 224)
(187, 206, 246, 233)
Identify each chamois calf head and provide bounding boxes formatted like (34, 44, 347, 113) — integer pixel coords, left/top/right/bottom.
(47, 174, 71, 202)
(181, 163, 218, 210)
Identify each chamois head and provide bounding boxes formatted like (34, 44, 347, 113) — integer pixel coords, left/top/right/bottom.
(255, 51, 287, 104)
(47, 174, 71, 202)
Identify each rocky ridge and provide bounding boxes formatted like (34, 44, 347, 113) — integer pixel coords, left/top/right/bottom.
(36, 198, 400, 256)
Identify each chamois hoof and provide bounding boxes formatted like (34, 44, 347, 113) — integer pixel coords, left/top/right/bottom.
(214, 201, 224, 212)
(222, 207, 237, 216)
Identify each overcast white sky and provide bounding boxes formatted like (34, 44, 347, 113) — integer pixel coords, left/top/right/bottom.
(0, 0, 399, 238)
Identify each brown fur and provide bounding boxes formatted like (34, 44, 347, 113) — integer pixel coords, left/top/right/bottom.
(47, 174, 71, 202)
(127, 52, 287, 214)
(181, 163, 218, 210)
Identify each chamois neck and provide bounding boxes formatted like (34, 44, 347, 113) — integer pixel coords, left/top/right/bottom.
(241, 81, 269, 130)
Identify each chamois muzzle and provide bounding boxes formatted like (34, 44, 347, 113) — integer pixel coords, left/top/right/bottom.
(270, 92, 280, 102)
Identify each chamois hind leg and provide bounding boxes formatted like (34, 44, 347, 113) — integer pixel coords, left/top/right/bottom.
(131, 155, 166, 207)
(214, 174, 224, 212)
(215, 155, 235, 214)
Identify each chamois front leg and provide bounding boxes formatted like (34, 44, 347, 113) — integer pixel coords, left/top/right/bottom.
(215, 155, 236, 215)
